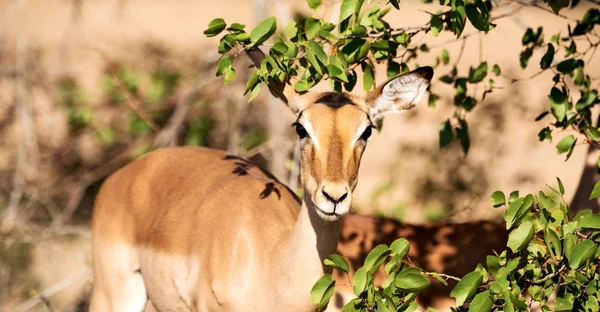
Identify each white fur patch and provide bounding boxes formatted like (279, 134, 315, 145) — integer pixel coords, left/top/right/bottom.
(351, 122, 373, 148)
(370, 73, 429, 120)
(300, 117, 320, 149)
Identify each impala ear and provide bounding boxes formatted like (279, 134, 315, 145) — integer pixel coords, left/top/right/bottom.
(365, 66, 433, 120)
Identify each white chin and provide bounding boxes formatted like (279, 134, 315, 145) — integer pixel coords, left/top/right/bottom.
(315, 208, 343, 221)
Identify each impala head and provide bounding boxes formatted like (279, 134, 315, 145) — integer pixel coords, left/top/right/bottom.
(283, 67, 433, 221)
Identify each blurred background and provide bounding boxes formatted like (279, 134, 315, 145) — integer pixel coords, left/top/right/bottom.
(0, 0, 599, 310)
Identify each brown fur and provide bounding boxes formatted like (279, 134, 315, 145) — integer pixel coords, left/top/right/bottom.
(90, 67, 433, 312)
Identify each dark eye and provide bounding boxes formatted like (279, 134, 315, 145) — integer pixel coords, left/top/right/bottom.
(361, 126, 372, 141)
(295, 123, 308, 139)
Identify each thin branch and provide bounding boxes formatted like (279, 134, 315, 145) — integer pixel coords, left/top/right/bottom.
(2, 27, 39, 233)
(425, 271, 462, 282)
(16, 267, 92, 312)
(339, 25, 431, 40)
(83, 45, 159, 132)
(106, 63, 159, 132)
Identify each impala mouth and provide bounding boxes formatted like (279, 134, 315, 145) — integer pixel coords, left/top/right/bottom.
(315, 205, 345, 221)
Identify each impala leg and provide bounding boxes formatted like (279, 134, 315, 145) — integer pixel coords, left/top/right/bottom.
(90, 241, 148, 312)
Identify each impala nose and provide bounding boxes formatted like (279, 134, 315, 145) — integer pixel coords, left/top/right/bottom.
(321, 184, 349, 204)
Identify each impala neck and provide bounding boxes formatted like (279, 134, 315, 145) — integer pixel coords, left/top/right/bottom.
(274, 193, 342, 297)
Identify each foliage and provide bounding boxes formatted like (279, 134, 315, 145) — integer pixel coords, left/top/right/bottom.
(312, 180, 600, 311)
(205, 0, 600, 311)
(206, 0, 600, 158)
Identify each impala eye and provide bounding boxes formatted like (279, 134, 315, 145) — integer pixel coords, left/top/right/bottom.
(295, 123, 308, 139)
(361, 126, 372, 141)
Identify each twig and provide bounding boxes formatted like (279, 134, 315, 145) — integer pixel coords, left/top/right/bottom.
(2, 26, 40, 233)
(82, 44, 159, 132)
(15, 267, 92, 312)
(153, 78, 219, 148)
(425, 272, 462, 282)
(339, 25, 431, 40)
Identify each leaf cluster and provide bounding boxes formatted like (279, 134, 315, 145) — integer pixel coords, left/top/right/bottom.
(314, 178, 600, 311)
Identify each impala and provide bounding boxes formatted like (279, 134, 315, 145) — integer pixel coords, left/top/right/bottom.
(330, 213, 509, 310)
(90, 50, 433, 311)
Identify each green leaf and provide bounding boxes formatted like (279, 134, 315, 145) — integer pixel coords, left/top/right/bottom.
(309, 41, 328, 64)
(216, 56, 233, 76)
(224, 67, 236, 84)
(450, 271, 483, 306)
(575, 210, 593, 222)
(324, 254, 350, 273)
(430, 272, 448, 286)
(390, 238, 410, 258)
(449, 3, 467, 38)
(538, 191, 557, 209)
(204, 18, 227, 37)
(556, 179, 565, 197)
(579, 213, 600, 229)
(231, 32, 250, 42)
(395, 273, 430, 292)
(456, 118, 470, 154)
(362, 62, 375, 91)
(342, 39, 370, 63)
(502, 290, 515, 312)
(311, 274, 335, 311)
(227, 23, 245, 32)
(439, 120, 454, 148)
(469, 62, 488, 83)
(503, 196, 527, 229)
(340, 0, 358, 23)
(271, 42, 289, 55)
(249, 16, 277, 47)
(353, 267, 367, 296)
(556, 135, 576, 155)
(431, 15, 443, 37)
(556, 58, 579, 74)
(554, 297, 574, 311)
(549, 87, 567, 122)
(544, 227, 562, 259)
(576, 91, 598, 111)
(528, 286, 543, 301)
(307, 0, 321, 10)
(285, 21, 298, 39)
(217, 35, 236, 54)
(549, 0, 569, 14)
(520, 47, 533, 69)
(386, 61, 400, 80)
(507, 221, 535, 253)
(540, 43, 555, 69)
(492, 64, 501, 76)
(295, 80, 311, 92)
(363, 244, 391, 274)
(567, 239, 598, 269)
(247, 83, 260, 103)
(574, 67, 585, 85)
(590, 181, 600, 200)
(491, 191, 506, 207)
(465, 0, 492, 31)
(469, 290, 493, 312)
(305, 18, 321, 39)
(244, 70, 260, 94)
(508, 191, 519, 204)
(441, 49, 450, 65)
